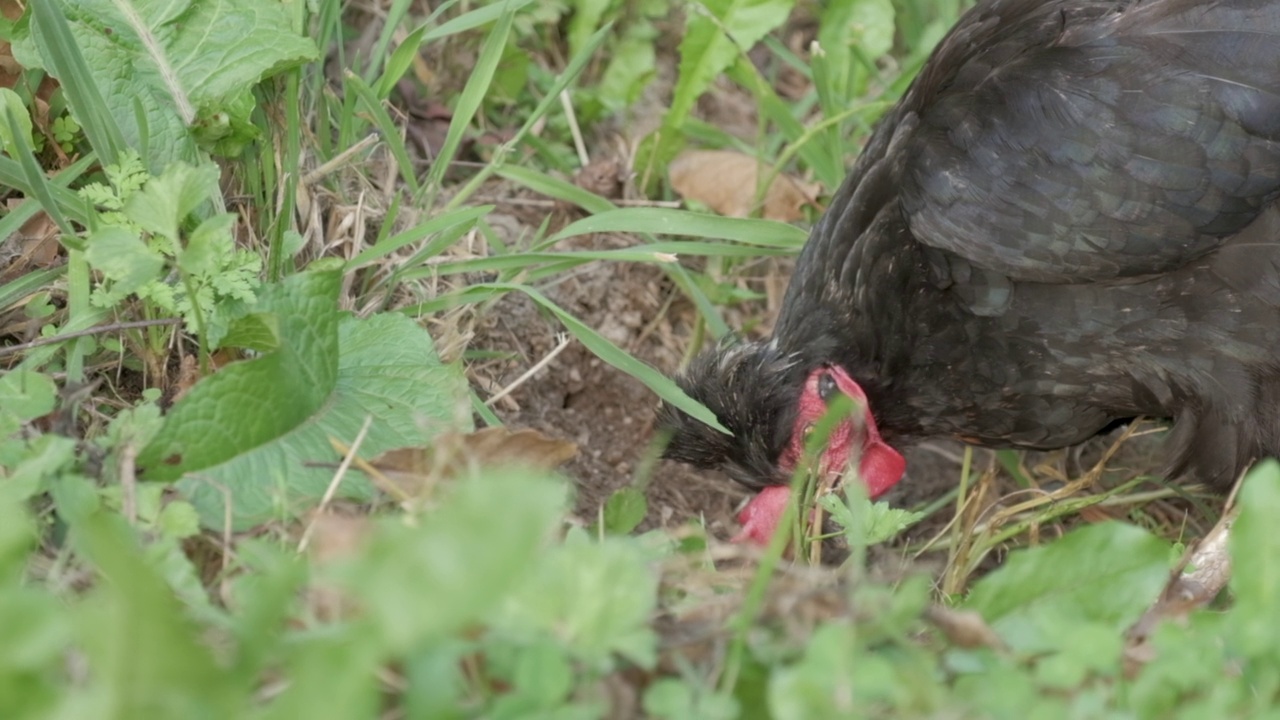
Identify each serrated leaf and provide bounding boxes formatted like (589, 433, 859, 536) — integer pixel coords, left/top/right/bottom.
(769, 622, 915, 717)
(63, 477, 235, 717)
(124, 162, 221, 242)
(180, 213, 236, 276)
(966, 523, 1170, 631)
(156, 501, 200, 540)
(174, 307, 471, 529)
(598, 34, 656, 112)
(496, 530, 658, 669)
(819, 494, 924, 546)
(84, 226, 166, 298)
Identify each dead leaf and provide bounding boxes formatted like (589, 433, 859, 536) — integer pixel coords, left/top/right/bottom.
(575, 156, 624, 199)
(1124, 506, 1237, 675)
(924, 604, 1008, 651)
(669, 150, 821, 222)
(305, 512, 373, 565)
(332, 427, 578, 504)
(303, 512, 372, 621)
(0, 206, 60, 284)
(168, 354, 201, 404)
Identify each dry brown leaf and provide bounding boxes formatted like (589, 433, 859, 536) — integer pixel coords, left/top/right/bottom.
(0, 203, 60, 284)
(924, 604, 1008, 650)
(303, 512, 372, 621)
(333, 427, 578, 504)
(669, 149, 821, 222)
(1124, 506, 1237, 675)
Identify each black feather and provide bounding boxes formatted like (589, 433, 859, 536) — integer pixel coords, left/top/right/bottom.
(661, 0, 1280, 493)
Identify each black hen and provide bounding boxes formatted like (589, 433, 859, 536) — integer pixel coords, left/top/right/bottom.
(660, 0, 1280, 543)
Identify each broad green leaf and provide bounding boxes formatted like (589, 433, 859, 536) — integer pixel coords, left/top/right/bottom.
(138, 270, 342, 482)
(966, 522, 1169, 631)
(20, 0, 318, 168)
(0, 475, 38, 578)
(669, 0, 792, 126)
(175, 307, 470, 528)
(345, 470, 567, 650)
(645, 680, 739, 720)
(155, 501, 201, 540)
(819, 494, 924, 546)
(218, 312, 280, 353)
(846, 0, 896, 58)
(769, 622, 923, 717)
(0, 492, 67, 719)
(817, 0, 895, 95)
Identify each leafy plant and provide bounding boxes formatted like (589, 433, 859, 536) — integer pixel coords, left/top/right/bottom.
(80, 153, 261, 348)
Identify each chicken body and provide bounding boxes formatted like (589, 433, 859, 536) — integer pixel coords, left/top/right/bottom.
(662, 0, 1280, 497)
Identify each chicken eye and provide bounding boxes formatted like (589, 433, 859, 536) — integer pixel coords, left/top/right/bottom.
(818, 372, 838, 401)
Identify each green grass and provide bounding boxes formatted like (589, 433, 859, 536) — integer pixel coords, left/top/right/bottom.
(0, 0, 1257, 717)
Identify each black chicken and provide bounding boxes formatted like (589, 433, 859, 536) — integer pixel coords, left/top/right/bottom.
(660, 0, 1280, 544)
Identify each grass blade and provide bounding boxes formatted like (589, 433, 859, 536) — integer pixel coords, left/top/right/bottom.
(30, 0, 128, 165)
(550, 208, 808, 248)
(420, 2, 515, 200)
(403, 283, 729, 433)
